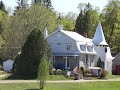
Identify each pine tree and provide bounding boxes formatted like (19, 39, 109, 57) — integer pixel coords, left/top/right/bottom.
(75, 3, 99, 38)
(13, 28, 51, 77)
(32, 0, 52, 9)
(75, 10, 84, 36)
(97, 57, 102, 68)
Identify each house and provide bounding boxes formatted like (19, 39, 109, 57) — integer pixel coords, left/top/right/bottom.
(46, 21, 113, 74)
(112, 53, 120, 74)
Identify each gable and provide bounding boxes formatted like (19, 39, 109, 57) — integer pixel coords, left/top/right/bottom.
(47, 30, 75, 44)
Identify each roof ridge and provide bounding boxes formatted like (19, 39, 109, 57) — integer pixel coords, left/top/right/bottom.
(114, 53, 120, 60)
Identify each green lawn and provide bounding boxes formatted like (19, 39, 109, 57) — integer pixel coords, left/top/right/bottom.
(107, 74, 120, 79)
(0, 81, 120, 90)
(47, 75, 69, 80)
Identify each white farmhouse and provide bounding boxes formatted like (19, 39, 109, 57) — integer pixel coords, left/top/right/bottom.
(46, 21, 113, 74)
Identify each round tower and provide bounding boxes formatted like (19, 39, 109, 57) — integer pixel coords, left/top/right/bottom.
(93, 21, 113, 74)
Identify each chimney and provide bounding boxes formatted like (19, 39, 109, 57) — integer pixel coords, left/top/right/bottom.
(84, 32, 88, 38)
(44, 27, 48, 38)
(58, 25, 63, 30)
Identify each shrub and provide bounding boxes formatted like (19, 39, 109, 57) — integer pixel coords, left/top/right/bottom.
(80, 67, 84, 76)
(97, 57, 102, 68)
(98, 69, 108, 79)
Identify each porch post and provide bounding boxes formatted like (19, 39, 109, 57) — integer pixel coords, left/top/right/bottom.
(65, 56, 67, 69)
(53, 56, 55, 65)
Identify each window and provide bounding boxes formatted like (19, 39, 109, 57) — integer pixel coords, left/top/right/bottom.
(66, 44, 71, 50)
(87, 46, 93, 52)
(57, 43, 61, 45)
(80, 45, 86, 51)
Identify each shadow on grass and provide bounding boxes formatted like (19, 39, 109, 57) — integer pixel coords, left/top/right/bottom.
(3, 74, 37, 80)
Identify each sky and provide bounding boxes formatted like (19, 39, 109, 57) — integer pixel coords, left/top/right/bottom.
(2, 0, 108, 14)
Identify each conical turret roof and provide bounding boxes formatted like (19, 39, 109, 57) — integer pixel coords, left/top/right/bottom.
(93, 21, 108, 45)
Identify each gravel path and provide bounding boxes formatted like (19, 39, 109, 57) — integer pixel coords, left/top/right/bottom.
(0, 78, 120, 83)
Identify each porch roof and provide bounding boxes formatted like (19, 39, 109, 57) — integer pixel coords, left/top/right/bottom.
(80, 52, 97, 55)
(52, 52, 80, 56)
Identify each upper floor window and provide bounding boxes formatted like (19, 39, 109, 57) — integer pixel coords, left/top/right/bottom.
(57, 43, 61, 45)
(87, 46, 93, 52)
(66, 44, 71, 50)
(80, 45, 86, 51)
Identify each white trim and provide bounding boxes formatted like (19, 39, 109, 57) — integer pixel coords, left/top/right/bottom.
(66, 43, 71, 50)
(65, 57, 70, 69)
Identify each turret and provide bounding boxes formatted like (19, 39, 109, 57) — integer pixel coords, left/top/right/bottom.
(93, 21, 108, 46)
(93, 21, 112, 74)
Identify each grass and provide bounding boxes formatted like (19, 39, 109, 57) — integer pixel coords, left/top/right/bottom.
(47, 75, 69, 80)
(2, 73, 120, 80)
(1, 74, 69, 80)
(107, 74, 120, 79)
(0, 81, 120, 90)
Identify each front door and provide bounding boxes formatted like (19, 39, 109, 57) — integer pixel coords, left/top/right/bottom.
(65, 57, 70, 69)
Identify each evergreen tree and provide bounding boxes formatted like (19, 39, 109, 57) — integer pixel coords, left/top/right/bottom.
(75, 10, 84, 35)
(97, 57, 102, 68)
(13, 28, 51, 77)
(32, 0, 52, 9)
(75, 3, 99, 38)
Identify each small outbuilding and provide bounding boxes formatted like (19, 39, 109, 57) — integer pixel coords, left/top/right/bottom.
(112, 53, 120, 74)
(3, 59, 14, 72)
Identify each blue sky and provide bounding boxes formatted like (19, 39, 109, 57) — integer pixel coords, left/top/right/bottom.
(3, 0, 108, 14)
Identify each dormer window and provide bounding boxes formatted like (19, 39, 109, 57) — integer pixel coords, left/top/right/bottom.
(80, 45, 86, 51)
(66, 44, 71, 50)
(87, 46, 93, 52)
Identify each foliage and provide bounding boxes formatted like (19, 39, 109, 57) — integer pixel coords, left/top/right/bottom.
(101, 0, 120, 52)
(97, 57, 102, 68)
(13, 28, 51, 77)
(0, 10, 7, 34)
(98, 69, 108, 79)
(2, 4, 56, 60)
(32, 0, 52, 9)
(0, 10, 7, 60)
(57, 12, 76, 31)
(105, 0, 120, 44)
(37, 55, 49, 89)
(75, 3, 99, 38)
(80, 67, 84, 76)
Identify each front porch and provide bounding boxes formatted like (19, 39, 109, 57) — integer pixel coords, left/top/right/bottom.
(51, 52, 96, 70)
